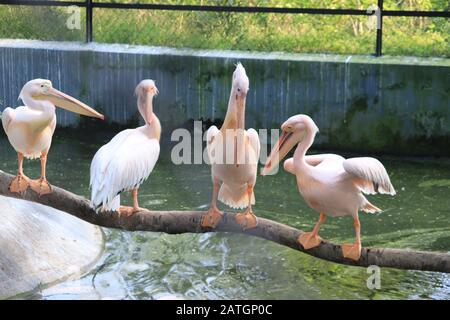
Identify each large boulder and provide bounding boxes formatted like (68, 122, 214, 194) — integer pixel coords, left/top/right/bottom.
(0, 195, 103, 299)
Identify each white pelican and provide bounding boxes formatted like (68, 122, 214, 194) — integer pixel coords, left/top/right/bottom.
(201, 63, 261, 230)
(1, 79, 104, 195)
(90, 80, 160, 216)
(262, 114, 396, 261)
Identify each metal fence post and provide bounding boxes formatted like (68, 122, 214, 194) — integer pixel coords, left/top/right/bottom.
(86, 0, 93, 42)
(375, 0, 383, 56)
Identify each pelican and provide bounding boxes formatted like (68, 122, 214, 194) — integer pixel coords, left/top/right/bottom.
(1, 79, 104, 195)
(262, 114, 395, 261)
(90, 80, 160, 216)
(201, 63, 261, 230)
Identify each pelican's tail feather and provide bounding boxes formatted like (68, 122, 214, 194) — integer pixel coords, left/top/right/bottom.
(362, 200, 382, 214)
(91, 190, 121, 213)
(218, 183, 255, 209)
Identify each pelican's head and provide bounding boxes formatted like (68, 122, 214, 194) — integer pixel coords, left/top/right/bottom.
(231, 63, 249, 107)
(20, 78, 104, 119)
(135, 79, 158, 124)
(20, 79, 52, 102)
(261, 114, 319, 176)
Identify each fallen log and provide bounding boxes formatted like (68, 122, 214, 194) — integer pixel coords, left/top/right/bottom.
(0, 170, 449, 273)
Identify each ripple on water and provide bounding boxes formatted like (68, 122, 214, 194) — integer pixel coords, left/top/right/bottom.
(2, 135, 449, 300)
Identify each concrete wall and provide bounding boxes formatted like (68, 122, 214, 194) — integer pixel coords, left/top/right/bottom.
(0, 40, 449, 156)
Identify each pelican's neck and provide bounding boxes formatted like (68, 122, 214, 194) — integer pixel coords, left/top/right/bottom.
(138, 93, 154, 124)
(143, 114, 161, 141)
(22, 95, 55, 115)
(294, 129, 316, 165)
(139, 93, 161, 141)
(221, 90, 244, 131)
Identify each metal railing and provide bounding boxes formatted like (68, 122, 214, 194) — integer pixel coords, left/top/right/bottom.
(0, 0, 449, 56)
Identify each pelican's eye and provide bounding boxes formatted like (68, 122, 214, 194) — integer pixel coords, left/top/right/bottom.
(41, 84, 50, 93)
(237, 88, 241, 92)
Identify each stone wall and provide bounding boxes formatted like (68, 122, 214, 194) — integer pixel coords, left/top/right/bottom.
(0, 40, 448, 156)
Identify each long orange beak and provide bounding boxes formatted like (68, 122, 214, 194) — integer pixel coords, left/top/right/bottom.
(261, 131, 294, 176)
(36, 87, 104, 120)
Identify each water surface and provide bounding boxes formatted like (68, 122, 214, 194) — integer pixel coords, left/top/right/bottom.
(1, 131, 449, 300)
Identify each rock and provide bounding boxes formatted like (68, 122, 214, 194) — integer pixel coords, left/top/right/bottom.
(0, 195, 103, 299)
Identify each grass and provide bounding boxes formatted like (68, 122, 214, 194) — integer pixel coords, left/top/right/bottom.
(0, 1, 448, 57)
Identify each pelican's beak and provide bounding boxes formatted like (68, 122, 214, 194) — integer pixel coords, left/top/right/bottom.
(147, 85, 159, 96)
(35, 87, 104, 120)
(261, 130, 298, 176)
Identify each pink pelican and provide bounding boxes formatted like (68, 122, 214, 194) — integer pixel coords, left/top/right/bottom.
(201, 63, 261, 230)
(1, 79, 104, 195)
(262, 114, 396, 260)
(90, 80, 160, 216)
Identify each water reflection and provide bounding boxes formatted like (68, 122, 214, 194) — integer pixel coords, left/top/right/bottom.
(1, 131, 449, 300)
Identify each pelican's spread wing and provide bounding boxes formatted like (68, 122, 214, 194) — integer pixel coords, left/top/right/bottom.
(206, 125, 220, 164)
(246, 128, 261, 162)
(343, 157, 396, 195)
(90, 129, 160, 211)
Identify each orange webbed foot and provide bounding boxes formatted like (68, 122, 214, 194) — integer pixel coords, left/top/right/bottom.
(341, 242, 362, 261)
(118, 206, 145, 217)
(298, 232, 322, 250)
(201, 207, 223, 229)
(9, 174, 30, 194)
(29, 178, 52, 196)
(235, 210, 258, 230)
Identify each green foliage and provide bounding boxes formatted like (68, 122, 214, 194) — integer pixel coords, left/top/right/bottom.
(0, 1, 448, 57)
(0, 6, 84, 41)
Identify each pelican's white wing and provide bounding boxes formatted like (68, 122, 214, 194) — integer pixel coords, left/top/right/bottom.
(206, 125, 220, 164)
(246, 128, 260, 162)
(90, 128, 160, 212)
(1, 107, 13, 133)
(343, 157, 396, 195)
(305, 153, 345, 167)
(306, 153, 346, 180)
(283, 154, 345, 176)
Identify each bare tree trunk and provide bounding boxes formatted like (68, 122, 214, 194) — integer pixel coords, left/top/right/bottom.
(0, 170, 449, 273)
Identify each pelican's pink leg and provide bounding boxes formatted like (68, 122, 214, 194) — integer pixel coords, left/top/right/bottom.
(119, 188, 145, 217)
(298, 213, 326, 249)
(9, 152, 30, 194)
(30, 151, 52, 196)
(235, 185, 258, 230)
(201, 178, 223, 228)
(341, 216, 362, 261)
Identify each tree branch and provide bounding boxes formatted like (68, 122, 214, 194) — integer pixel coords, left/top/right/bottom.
(1, 170, 449, 273)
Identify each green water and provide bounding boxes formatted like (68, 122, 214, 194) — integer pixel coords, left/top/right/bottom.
(1, 130, 449, 300)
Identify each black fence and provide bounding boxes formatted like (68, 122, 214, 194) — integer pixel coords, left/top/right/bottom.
(0, 0, 449, 56)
